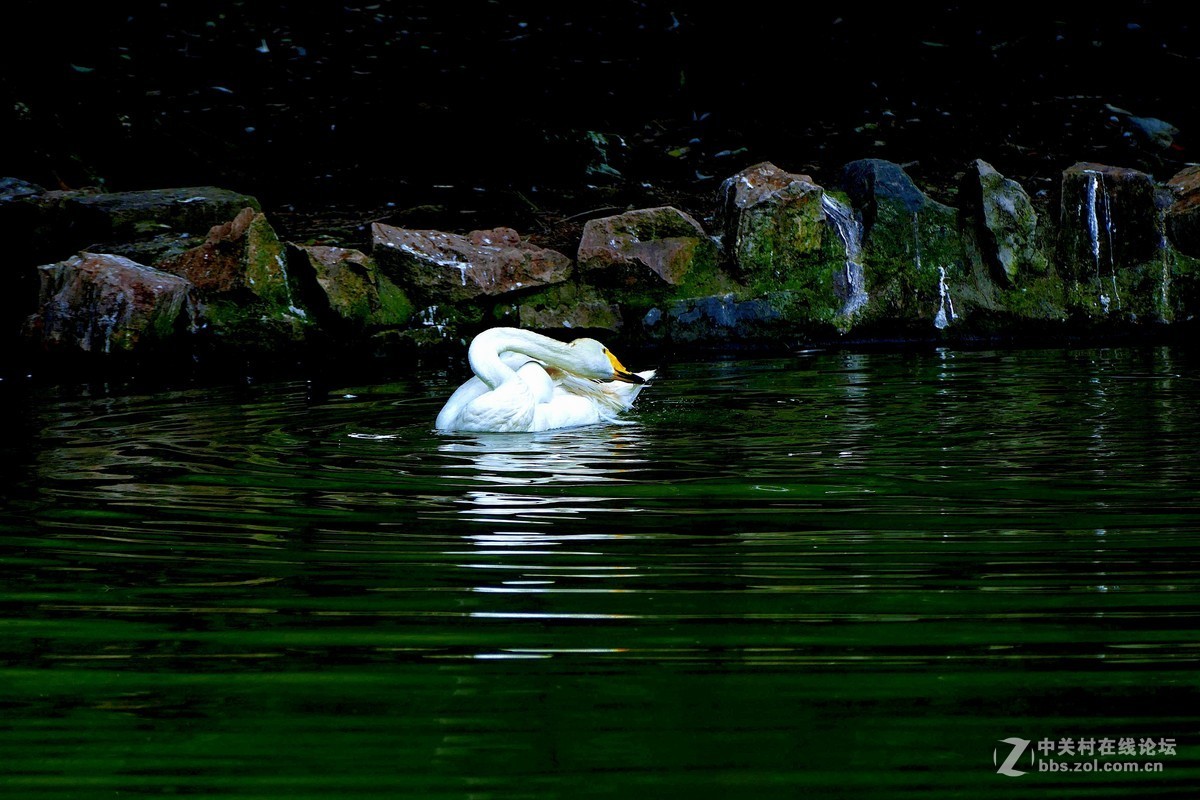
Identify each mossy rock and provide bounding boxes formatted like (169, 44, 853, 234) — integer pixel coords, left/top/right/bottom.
(192, 298, 310, 351)
(720, 162, 828, 281)
(293, 245, 413, 330)
(578, 206, 718, 288)
(961, 159, 1047, 286)
(510, 282, 623, 332)
(840, 159, 966, 329)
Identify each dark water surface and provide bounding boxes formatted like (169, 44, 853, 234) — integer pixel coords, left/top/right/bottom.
(2, 347, 1198, 798)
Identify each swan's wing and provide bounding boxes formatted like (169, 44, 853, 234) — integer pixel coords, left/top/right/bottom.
(435, 353, 536, 430)
(436, 354, 557, 432)
(532, 391, 603, 431)
(515, 361, 555, 405)
(436, 378, 487, 430)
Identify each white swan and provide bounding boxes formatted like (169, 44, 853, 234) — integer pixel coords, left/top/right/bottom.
(435, 327, 655, 433)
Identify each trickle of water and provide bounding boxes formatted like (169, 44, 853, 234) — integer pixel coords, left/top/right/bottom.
(1083, 170, 1121, 312)
(933, 265, 956, 329)
(1158, 216, 1172, 320)
(821, 194, 868, 315)
(912, 212, 922, 272)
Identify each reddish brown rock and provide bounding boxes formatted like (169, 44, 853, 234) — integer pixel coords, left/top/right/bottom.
(577, 206, 716, 286)
(371, 223, 572, 302)
(158, 207, 293, 307)
(25, 252, 192, 353)
(1166, 165, 1200, 257)
(719, 162, 825, 278)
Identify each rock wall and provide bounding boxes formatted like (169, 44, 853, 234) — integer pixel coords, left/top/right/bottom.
(5, 156, 1199, 367)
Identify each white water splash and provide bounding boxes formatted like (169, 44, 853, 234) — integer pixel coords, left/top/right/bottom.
(821, 194, 868, 315)
(419, 305, 447, 336)
(934, 266, 957, 330)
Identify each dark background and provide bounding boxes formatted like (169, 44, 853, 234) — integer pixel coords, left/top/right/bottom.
(4, 1, 1199, 233)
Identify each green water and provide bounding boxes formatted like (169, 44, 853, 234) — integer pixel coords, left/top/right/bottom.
(1, 347, 1198, 798)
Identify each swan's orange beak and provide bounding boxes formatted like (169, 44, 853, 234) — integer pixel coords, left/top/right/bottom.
(606, 350, 646, 384)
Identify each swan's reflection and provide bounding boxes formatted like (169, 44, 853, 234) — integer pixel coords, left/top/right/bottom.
(436, 424, 649, 487)
(433, 426, 652, 611)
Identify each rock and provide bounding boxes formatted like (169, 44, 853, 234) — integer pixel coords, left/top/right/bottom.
(158, 207, 293, 307)
(577, 206, 716, 286)
(1059, 163, 1159, 274)
(0, 187, 82, 334)
(1058, 162, 1162, 316)
(719, 162, 826, 278)
(0, 177, 44, 201)
(1166, 165, 1200, 257)
(156, 208, 308, 346)
(66, 186, 263, 242)
(292, 245, 412, 329)
(372, 223, 572, 302)
(103, 232, 202, 267)
(718, 163, 861, 326)
(404, 302, 484, 344)
(1106, 105, 1180, 151)
(839, 159, 964, 328)
(513, 283, 623, 331)
(961, 159, 1044, 286)
(24, 253, 192, 353)
(0, 185, 262, 318)
(0, 188, 98, 271)
(841, 159, 939, 217)
(1163, 167, 1200, 319)
(642, 292, 783, 342)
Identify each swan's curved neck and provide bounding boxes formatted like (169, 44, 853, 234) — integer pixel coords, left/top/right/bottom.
(468, 327, 576, 389)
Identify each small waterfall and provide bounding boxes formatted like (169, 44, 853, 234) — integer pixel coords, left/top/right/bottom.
(273, 252, 307, 318)
(934, 266, 957, 330)
(1158, 215, 1172, 320)
(911, 211, 955, 330)
(821, 194, 868, 315)
(1083, 170, 1121, 312)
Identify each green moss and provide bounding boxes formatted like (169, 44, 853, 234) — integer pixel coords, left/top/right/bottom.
(1170, 251, 1200, 319)
(996, 274, 1068, 320)
(244, 214, 291, 308)
(744, 230, 843, 326)
(195, 286, 311, 351)
(858, 200, 964, 323)
(148, 292, 189, 341)
(672, 244, 734, 299)
(1056, 255, 1176, 323)
(372, 276, 413, 327)
(732, 188, 825, 279)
